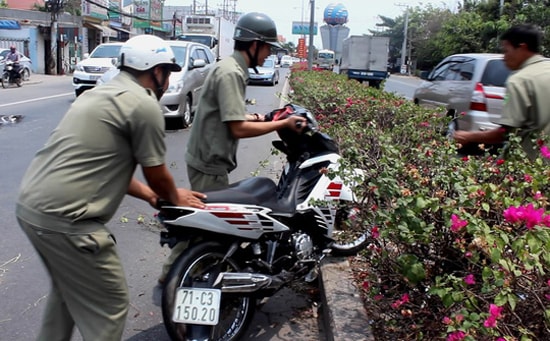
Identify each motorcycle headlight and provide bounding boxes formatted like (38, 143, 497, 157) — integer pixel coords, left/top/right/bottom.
(165, 79, 183, 94)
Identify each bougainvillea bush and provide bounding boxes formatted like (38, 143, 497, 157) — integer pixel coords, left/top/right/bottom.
(288, 65, 550, 341)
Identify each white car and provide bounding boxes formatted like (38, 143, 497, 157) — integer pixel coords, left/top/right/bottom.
(72, 42, 123, 97)
(96, 41, 215, 130)
(280, 55, 294, 68)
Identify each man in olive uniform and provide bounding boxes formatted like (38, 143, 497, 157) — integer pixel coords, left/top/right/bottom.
(158, 12, 306, 283)
(16, 35, 206, 341)
(453, 24, 550, 161)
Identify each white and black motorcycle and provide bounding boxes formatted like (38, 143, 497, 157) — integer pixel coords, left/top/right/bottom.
(158, 104, 368, 341)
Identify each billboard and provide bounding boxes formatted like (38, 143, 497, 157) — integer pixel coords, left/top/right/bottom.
(291, 21, 318, 36)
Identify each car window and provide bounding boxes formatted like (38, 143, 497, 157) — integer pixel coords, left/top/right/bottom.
(445, 62, 463, 81)
(262, 59, 274, 68)
(480, 59, 510, 87)
(170, 46, 188, 68)
(430, 61, 453, 81)
(193, 48, 210, 64)
(90, 45, 121, 58)
(456, 60, 475, 81)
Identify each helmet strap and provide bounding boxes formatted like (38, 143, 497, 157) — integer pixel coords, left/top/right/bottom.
(151, 66, 169, 100)
(247, 42, 262, 74)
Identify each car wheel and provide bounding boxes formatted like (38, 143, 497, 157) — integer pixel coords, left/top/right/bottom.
(21, 68, 30, 81)
(181, 95, 192, 128)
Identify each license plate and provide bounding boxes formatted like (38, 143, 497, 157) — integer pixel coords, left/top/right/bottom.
(173, 287, 221, 325)
(90, 75, 101, 81)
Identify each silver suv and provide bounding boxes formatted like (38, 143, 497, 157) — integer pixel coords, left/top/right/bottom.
(72, 42, 123, 97)
(96, 40, 215, 130)
(414, 53, 511, 132)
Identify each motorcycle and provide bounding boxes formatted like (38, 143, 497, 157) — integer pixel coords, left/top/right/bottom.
(1, 60, 22, 88)
(157, 104, 368, 341)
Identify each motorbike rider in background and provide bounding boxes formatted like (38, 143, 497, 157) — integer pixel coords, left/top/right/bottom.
(6, 45, 21, 76)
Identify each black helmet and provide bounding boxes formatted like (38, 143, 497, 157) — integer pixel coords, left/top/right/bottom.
(234, 12, 283, 48)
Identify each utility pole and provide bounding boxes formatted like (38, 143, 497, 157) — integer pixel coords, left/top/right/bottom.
(307, 0, 315, 70)
(45, 0, 64, 75)
(395, 3, 409, 75)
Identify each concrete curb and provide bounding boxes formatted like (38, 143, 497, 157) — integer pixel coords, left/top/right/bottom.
(320, 257, 373, 341)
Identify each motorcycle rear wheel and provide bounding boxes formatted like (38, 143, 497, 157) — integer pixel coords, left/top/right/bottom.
(15, 76, 21, 87)
(162, 241, 255, 341)
(329, 202, 370, 256)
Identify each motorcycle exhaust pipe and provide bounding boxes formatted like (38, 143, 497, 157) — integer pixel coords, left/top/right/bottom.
(213, 272, 283, 293)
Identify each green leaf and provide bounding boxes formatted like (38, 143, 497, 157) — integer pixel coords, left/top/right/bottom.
(482, 202, 490, 212)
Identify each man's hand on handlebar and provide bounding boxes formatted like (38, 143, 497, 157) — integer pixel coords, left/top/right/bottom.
(287, 116, 307, 132)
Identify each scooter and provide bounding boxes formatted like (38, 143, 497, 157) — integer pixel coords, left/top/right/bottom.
(1, 60, 22, 88)
(157, 104, 368, 341)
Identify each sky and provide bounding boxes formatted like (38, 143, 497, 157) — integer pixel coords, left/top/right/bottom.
(165, 0, 461, 46)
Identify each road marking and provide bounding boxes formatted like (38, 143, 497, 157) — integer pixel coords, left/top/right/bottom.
(0, 92, 73, 108)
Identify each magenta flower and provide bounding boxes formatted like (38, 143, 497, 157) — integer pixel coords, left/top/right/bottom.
(541, 145, 550, 159)
(450, 214, 468, 232)
(442, 316, 452, 325)
(503, 204, 546, 229)
(524, 174, 533, 183)
(484, 304, 503, 328)
(371, 226, 380, 239)
(447, 330, 466, 341)
(464, 274, 475, 285)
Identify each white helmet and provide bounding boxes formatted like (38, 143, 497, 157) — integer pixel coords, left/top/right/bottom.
(118, 35, 181, 72)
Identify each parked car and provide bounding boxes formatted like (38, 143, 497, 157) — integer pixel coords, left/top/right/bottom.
(72, 42, 123, 97)
(0, 49, 32, 81)
(280, 55, 294, 68)
(96, 40, 215, 130)
(248, 58, 279, 86)
(413, 53, 511, 133)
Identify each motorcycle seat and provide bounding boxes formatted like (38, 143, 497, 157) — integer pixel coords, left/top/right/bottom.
(203, 177, 278, 207)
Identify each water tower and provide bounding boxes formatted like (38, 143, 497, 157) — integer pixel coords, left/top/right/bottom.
(320, 3, 350, 62)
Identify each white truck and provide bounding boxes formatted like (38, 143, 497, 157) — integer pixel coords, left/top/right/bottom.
(315, 49, 335, 70)
(177, 15, 235, 61)
(339, 35, 390, 88)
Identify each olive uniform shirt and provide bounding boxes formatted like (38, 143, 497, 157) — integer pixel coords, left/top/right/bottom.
(16, 71, 166, 229)
(499, 55, 550, 160)
(185, 51, 249, 176)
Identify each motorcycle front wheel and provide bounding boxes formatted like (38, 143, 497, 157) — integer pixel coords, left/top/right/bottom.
(329, 202, 370, 256)
(1, 72, 8, 88)
(162, 241, 255, 341)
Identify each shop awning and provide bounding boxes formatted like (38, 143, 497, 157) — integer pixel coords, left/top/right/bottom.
(110, 26, 131, 35)
(85, 23, 117, 38)
(0, 20, 20, 30)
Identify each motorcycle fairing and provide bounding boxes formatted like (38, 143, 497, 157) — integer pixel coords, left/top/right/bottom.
(161, 204, 290, 240)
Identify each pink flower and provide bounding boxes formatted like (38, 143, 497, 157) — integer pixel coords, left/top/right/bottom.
(462, 156, 469, 162)
(535, 191, 543, 200)
(484, 304, 503, 328)
(484, 315, 498, 328)
(496, 159, 505, 165)
(450, 214, 468, 232)
(524, 174, 533, 183)
(442, 316, 453, 325)
(447, 330, 466, 341)
(362, 281, 369, 290)
(503, 204, 546, 229)
(547, 279, 550, 286)
(371, 226, 380, 239)
(465, 251, 473, 258)
(464, 274, 475, 285)
(541, 145, 550, 159)
(391, 293, 410, 309)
